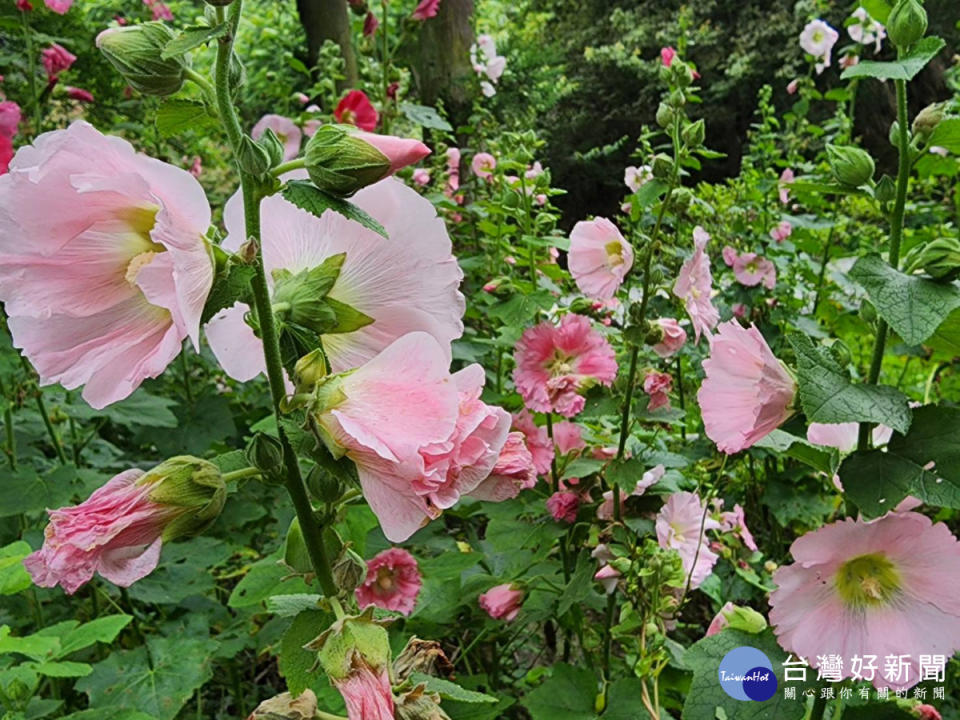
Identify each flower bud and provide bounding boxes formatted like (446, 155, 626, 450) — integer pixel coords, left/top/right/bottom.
(258, 128, 286, 168)
(294, 349, 328, 392)
(96, 23, 186, 96)
(887, 0, 927, 49)
(284, 517, 313, 574)
(826, 144, 875, 187)
(912, 102, 947, 139)
(140, 456, 226, 540)
(875, 174, 897, 204)
(860, 300, 877, 324)
(332, 547, 367, 593)
(682, 119, 706, 148)
(246, 432, 285, 483)
(305, 464, 345, 504)
(305, 609, 393, 688)
(671, 60, 696, 88)
(248, 690, 316, 720)
(904, 237, 960, 281)
(238, 134, 272, 177)
(651, 153, 674, 180)
(655, 102, 676, 128)
(718, 604, 768, 635)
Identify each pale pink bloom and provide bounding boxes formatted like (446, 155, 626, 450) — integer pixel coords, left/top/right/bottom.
(732, 252, 777, 290)
(594, 564, 621, 594)
(778, 168, 794, 204)
(839, 53, 859, 69)
(251, 114, 302, 161)
(534, 193, 547, 206)
(445, 147, 460, 172)
(706, 601, 736, 636)
(471, 152, 496, 180)
(624, 165, 652, 192)
(656, 491, 721, 589)
(721, 245, 738, 267)
(0, 101, 21, 139)
(547, 491, 579, 523)
(673, 226, 719, 342)
(848, 7, 886, 53)
(355, 548, 422, 616)
(806, 422, 893, 452)
(770, 512, 960, 690)
(769, 220, 792, 243)
(470, 431, 537, 501)
(698, 321, 796, 454)
(0, 121, 213, 408)
(786, 79, 799, 95)
(205, 177, 464, 380)
(470, 35, 506, 88)
(513, 314, 617, 417)
(660, 46, 676, 67)
(188, 155, 202, 178)
(44, 0, 72, 13)
(303, 104, 322, 137)
(568, 217, 634, 300)
(652, 318, 687, 358)
(525, 161, 543, 179)
(510, 410, 553, 475)
(335, 90, 378, 131)
(597, 488, 628, 521)
(553, 421, 585, 455)
(411, 0, 441, 20)
(637, 464, 665, 494)
(643, 370, 672, 411)
(719, 503, 758, 552)
(592, 543, 615, 563)
(65, 86, 94, 103)
(799, 19, 839, 74)
(25, 469, 179, 593)
(597, 467, 658, 520)
(353, 130, 431, 175)
(411, 167, 430, 186)
(42, 43, 75, 82)
(478, 583, 524, 621)
(335, 663, 394, 720)
(930, 146, 949, 157)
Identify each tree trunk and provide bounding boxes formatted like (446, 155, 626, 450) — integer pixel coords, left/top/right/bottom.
(412, 0, 475, 132)
(295, 0, 358, 90)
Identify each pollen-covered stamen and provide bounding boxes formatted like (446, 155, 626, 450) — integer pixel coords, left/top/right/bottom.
(834, 552, 901, 608)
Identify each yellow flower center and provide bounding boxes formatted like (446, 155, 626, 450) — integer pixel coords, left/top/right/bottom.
(376, 567, 394, 591)
(834, 552, 901, 608)
(605, 240, 625, 267)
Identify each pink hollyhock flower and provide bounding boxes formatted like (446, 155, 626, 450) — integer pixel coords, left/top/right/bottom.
(479, 583, 524, 621)
(411, 168, 430, 186)
(471, 152, 496, 180)
(656, 491, 721, 589)
(363, 11, 379, 36)
(706, 601, 736, 636)
(771, 512, 960, 690)
(643, 370, 672, 411)
(0, 101, 21, 139)
(721, 245, 738, 267)
(673, 226, 719, 342)
(0, 136, 12, 176)
(445, 146, 460, 173)
(806, 422, 893, 452)
(188, 155, 202, 178)
(335, 90, 378, 131)
(698, 321, 796, 454)
(44, 0, 72, 13)
(355, 547, 422, 616)
(510, 410, 553, 475)
(596, 487, 628, 521)
(660, 46, 676, 67)
(513, 314, 617, 417)
(553, 421, 585, 455)
(732, 252, 776, 290)
(597, 466, 661, 520)
(769, 220, 792, 243)
(470, 430, 537, 501)
(778, 168, 794, 203)
(568, 217, 634, 300)
(151, 2, 173, 21)
(0, 121, 213, 408)
(786, 79, 799, 95)
(799, 19, 839, 74)
(470, 35, 506, 86)
(914, 705, 942, 720)
(624, 165, 652, 192)
(848, 6, 886, 53)
(336, 662, 394, 720)
(547, 491, 579, 523)
(411, 0, 441, 20)
(652, 318, 687, 358)
(65, 86, 94, 103)
(594, 564, 621, 594)
(352, 130, 431, 175)
(719, 503, 758, 552)
(535, 193, 547, 206)
(930, 146, 949, 157)
(17, 0, 33, 10)
(525, 161, 543, 179)
(251, 114, 302, 161)
(41, 43, 76, 82)
(205, 177, 464, 380)
(840, 53, 859, 69)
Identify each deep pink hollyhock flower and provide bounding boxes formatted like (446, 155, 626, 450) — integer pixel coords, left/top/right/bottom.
(769, 220, 792, 243)
(335, 90, 378, 131)
(510, 410, 553, 475)
(779, 168, 795, 204)
(719, 503, 758, 552)
(643, 370, 672, 411)
(471, 152, 496, 180)
(478, 583, 524, 621)
(411, 167, 430, 186)
(732, 252, 776, 290)
(251, 114, 302, 161)
(0, 121, 213, 408)
(771, 512, 960, 690)
(353, 130, 431, 174)
(470, 430, 537, 501)
(698, 321, 796, 454)
(656, 491, 721, 589)
(706, 602, 735, 636)
(151, 2, 173, 21)
(594, 564, 621, 594)
(547, 491, 579, 523)
(915, 705, 942, 720)
(65, 87, 94, 103)
(411, 0, 441, 20)
(205, 177, 464, 381)
(355, 547, 422, 616)
(386, 82, 399, 99)
(568, 217, 634, 300)
(188, 155, 202, 178)
(513, 314, 617, 417)
(652, 318, 687, 358)
(336, 663, 394, 720)
(17, 0, 33, 11)
(553, 421, 585, 455)
(44, 0, 71, 12)
(673, 226, 719, 342)
(0, 101, 21, 139)
(0, 136, 12, 175)
(41, 43, 76, 82)
(806, 422, 892, 452)
(363, 11, 379, 37)
(660, 46, 676, 67)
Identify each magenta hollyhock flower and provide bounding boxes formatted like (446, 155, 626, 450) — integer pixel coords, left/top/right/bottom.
(510, 410, 553, 475)
(44, 0, 72, 13)
(150, 1, 173, 21)
(336, 663, 394, 720)
(205, 176, 464, 380)
(652, 318, 687, 358)
(770, 512, 960, 690)
(479, 583, 524, 621)
(553, 421, 585, 455)
(513, 314, 617, 417)
(411, 0, 441, 20)
(656, 491, 721, 589)
(672, 226, 719, 342)
(16, 0, 33, 10)
(335, 90, 378, 131)
(806, 422, 893, 452)
(660, 46, 677, 67)
(411, 168, 430, 186)
(363, 11, 379, 37)
(698, 321, 796, 454)
(0, 101, 21, 139)
(251, 114, 302, 161)
(471, 152, 496, 180)
(567, 217, 634, 300)
(25, 469, 181, 593)
(0, 136, 12, 175)
(546, 491, 579, 523)
(41, 43, 75, 82)
(0, 122, 213, 408)
(731, 252, 777, 290)
(643, 370, 672, 411)
(355, 548, 422, 616)
(719, 503, 758, 552)
(470, 430, 537, 501)
(65, 86, 94, 103)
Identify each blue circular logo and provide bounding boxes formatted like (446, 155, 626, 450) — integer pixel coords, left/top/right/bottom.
(718, 647, 778, 701)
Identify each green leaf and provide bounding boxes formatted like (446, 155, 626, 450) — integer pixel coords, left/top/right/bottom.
(278, 609, 330, 696)
(789, 334, 911, 434)
(408, 673, 497, 704)
(75, 636, 217, 720)
(324, 297, 375, 334)
(927, 117, 960, 153)
(0, 465, 77, 518)
(849, 254, 960, 345)
(839, 405, 960, 516)
(58, 615, 132, 657)
(521, 663, 598, 720)
(841, 36, 946, 81)
(266, 593, 321, 618)
(0, 626, 60, 661)
(754, 430, 837, 475)
(556, 554, 597, 616)
(0, 541, 33, 595)
(603, 677, 654, 720)
(33, 661, 92, 678)
(398, 102, 453, 132)
(200, 259, 256, 325)
(127, 537, 231, 605)
(228, 549, 311, 608)
(282, 181, 388, 239)
(155, 99, 215, 138)
(61, 711, 156, 720)
(681, 628, 804, 720)
(861, 0, 891, 23)
(161, 24, 227, 59)
(488, 291, 554, 325)
(843, 704, 916, 720)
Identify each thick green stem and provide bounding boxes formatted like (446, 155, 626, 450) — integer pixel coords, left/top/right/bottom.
(271, 157, 306, 176)
(809, 694, 828, 720)
(222, 466, 261, 483)
(812, 225, 835, 315)
(214, 0, 337, 598)
(857, 77, 909, 452)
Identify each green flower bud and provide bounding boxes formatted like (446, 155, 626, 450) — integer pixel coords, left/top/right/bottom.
(238, 135, 272, 177)
(719, 604, 768, 635)
(306, 464, 344, 504)
(860, 300, 877, 324)
(889, 120, 902, 147)
(305, 609, 392, 681)
(671, 60, 696, 88)
(826, 144, 875, 187)
(96, 23, 186, 96)
(651, 153, 674, 180)
(681, 119, 706, 148)
(912, 102, 947, 139)
(904, 237, 960, 281)
(258, 128, 286, 168)
(246, 432, 285, 483)
(655, 102, 676, 129)
(294, 349, 328, 392)
(304, 124, 391, 197)
(141, 456, 226, 540)
(284, 517, 313, 574)
(827, 340, 852, 368)
(887, 0, 927, 49)
(332, 547, 366, 593)
(875, 174, 897, 204)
